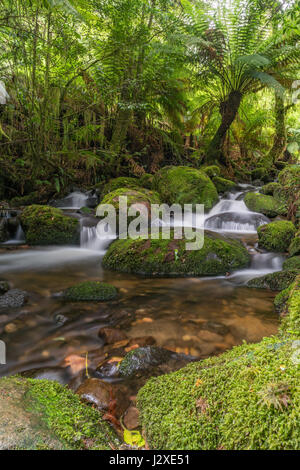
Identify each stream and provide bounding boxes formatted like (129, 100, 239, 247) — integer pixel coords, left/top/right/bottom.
(0, 186, 283, 383)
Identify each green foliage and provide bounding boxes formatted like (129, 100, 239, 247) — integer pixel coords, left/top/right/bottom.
(63, 281, 118, 301)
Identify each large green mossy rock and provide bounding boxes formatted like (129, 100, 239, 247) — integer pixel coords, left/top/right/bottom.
(101, 177, 141, 198)
(97, 187, 161, 228)
(137, 279, 300, 450)
(260, 182, 282, 196)
(244, 192, 287, 218)
(20, 205, 79, 245)
(257, 221, 296, 252)
(202, 165, 220, 178)
(102, 231, 250, 277)
(212, 176, 237, 193)
(63, 281, 117, 301)
(247, 270, 298, 291)
(153, 166, 218, 211)
(0, 377, 118, 450)
(289, 235, 300, 257)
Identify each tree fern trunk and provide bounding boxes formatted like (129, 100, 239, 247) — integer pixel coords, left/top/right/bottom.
(268, 93, 286, 163)
(206, 91, 242, 163)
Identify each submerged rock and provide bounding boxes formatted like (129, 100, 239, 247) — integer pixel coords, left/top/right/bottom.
(257, 221, 296, 252)
(118, 346, 194, 378)
(102, 231, 250, 277)
(63, 281, 118, 302)
(0, 280, 9, 295)
(0, 288, 28, 309)
(153, 166, 218, 211)
(98, 327, 128, 344)
(0, 376, 118, 450)
(20, 205, 79, 245)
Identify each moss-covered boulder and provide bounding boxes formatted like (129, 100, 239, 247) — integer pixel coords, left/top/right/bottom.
(0, 376, 118, 450)
(244, 192, 286, 218)
(260, 182, 282, 196)
(10, 191, 43, 208)
(283, 256, 300, 271)
(101, 177, 141, 198)
(137, 279, 300, 450)
(250, 167, 268, 182)
(247, 270, 298, 291)
(289, 235, 300, 257)
(257, 221, 296, 252)
(97, 187, 161, 228)
(102, 231, 250, 277)
(274, 285, 293, 313)
(20, 205, 79, 245)
(153, 166, 218, 211)
(63, 281, 117, 301)
(202, 165, 220, 178)
(212, 176, 237, 193)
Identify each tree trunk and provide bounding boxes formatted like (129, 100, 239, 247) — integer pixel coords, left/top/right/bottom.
(268, 93, 286, 164)
(206, 91, 242, 163)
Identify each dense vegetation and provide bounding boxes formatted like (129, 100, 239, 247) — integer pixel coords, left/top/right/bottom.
(0, 0, 299, 202)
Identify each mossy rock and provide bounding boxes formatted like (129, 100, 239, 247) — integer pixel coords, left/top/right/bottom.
(63, 281, 117, 301)
(20, 205, 79, 245)
(102, 230, 250, 277)
(274, 286, 293, 313)
(202, 165, 221, 178)
(289, 236, 300, 257)
(283, 256, 300, 271)
(97, 187, 161, 228)
(10, 191, 42, 208)
(0, 376, 119, 450)
(212, 176, 237, 193)
(257, 221, 296, 252)
(101, 177, 141, 198)
(244, 192, 287, 218)
(247, 269, 298, 291)
(260, 182, 282, 196)
(139, 173, 154, 189)
(250, 167, 268, 182)
(137, 278, 300, 449)
(153, 166, 218, 212)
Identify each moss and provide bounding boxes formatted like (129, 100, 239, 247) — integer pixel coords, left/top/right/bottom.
(260, 182, 282, 196)
(244, 192, 287, 218)
(101, 177, 141, 198)
(247, 269, 298, 291)
(289, 236, 300, 257)
(102, 230, 250, 277)
(250, 167, 268, 182)
(283, 256, 300, 271)
(257, 221, 296, 252)
(20, 205, 79, 245)
(139, 173, 154, 189)
(10, 192, 41, 207)
(212, 176, 237, 193)
(63, 281, 117, 301)
(274, 286, 293, 313)
(280, 276, 300, 335)
(202, 165, 221, 178)
(153, 166, 218, 211)
(278, 164, 300, 187)
(0, 376, 118, 450)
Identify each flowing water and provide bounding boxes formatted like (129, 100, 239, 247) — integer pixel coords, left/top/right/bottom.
(0, 186, 283, 381)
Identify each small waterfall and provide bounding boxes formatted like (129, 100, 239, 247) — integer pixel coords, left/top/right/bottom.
(227, 252, 285, 284)
(50, 191, 98, 210)
(80, 220, 116, 252)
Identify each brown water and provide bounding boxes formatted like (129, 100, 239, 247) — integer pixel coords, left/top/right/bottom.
(0, 246, 278, 379)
